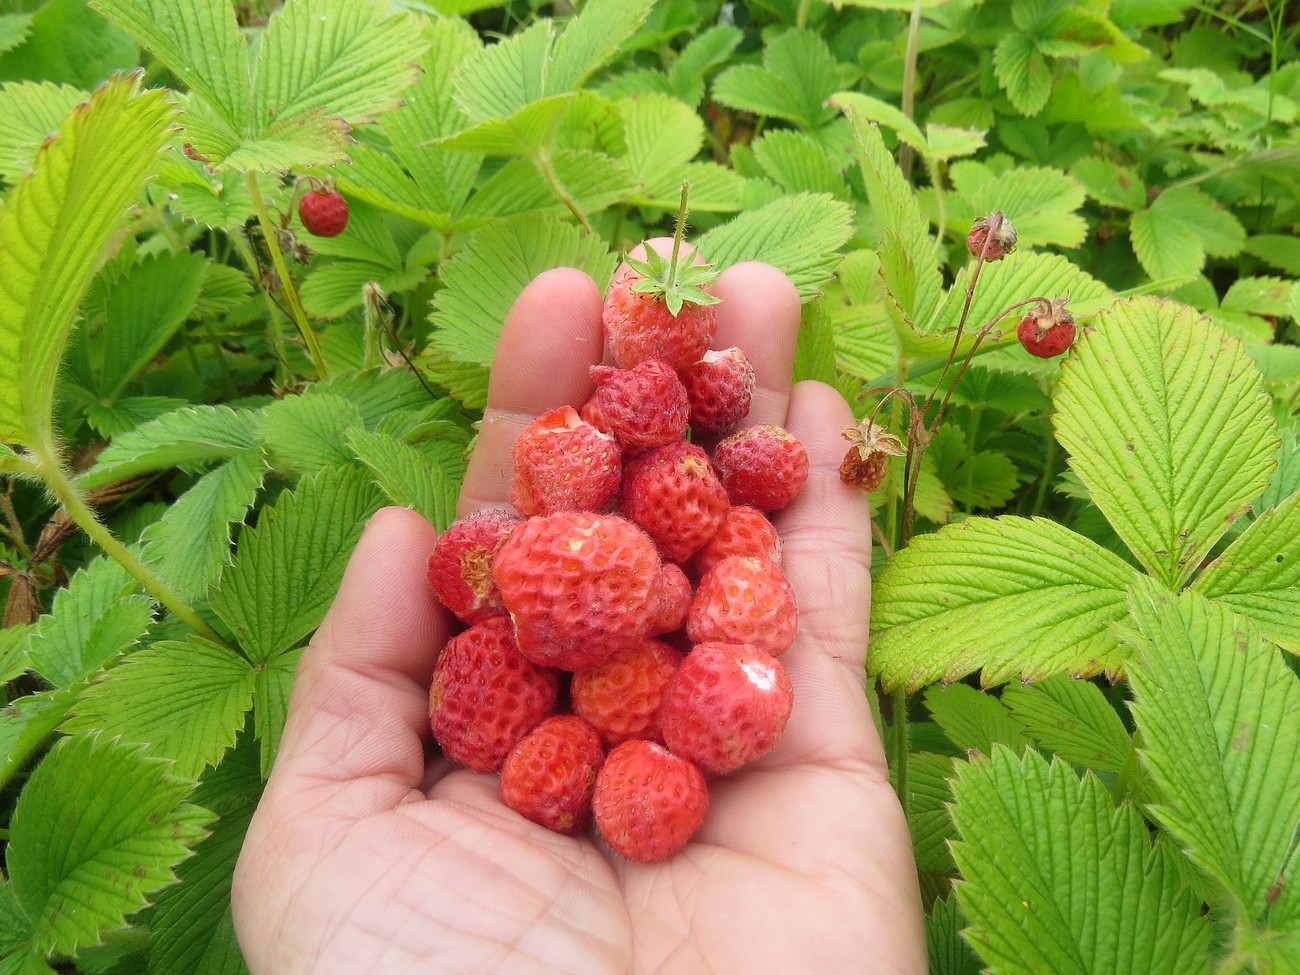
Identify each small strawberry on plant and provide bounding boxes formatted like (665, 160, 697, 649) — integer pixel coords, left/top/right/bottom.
(839, 419, 906, 494)
(298, 181, 350, 238)
(966, 212, 1017, 262)
(1017, 297, 1077, 359)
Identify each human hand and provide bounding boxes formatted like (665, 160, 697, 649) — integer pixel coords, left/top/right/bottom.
(231, 254, 927, 974)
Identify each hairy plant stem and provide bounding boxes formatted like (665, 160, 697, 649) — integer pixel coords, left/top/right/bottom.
(231, 230, 294, 386)
(897, 0, 926, 180)
(535, 146, 595, 234)
(245, 172, 329, 378)
(20, 445, 230, 649)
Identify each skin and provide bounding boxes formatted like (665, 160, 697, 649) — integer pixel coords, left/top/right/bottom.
(231, 249, 928, 975)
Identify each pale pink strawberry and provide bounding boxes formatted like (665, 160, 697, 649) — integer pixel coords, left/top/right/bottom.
(659, 642, 793, 774)
(428, 617, 559, 773)
(677, 347, 755, 433)
(571, 638, 683, 747)
(711, 424, 809, 513)
(589, 358, 689, 449)
(592, 740, 709, 862)
(510, 406, 621, 516)
(492, 511, 662, 670)
(686, 555, 797, 657)
(426, 509, 522, 623)
(690, 505, 782, 578)
(649, 562, 691, 635)
(499, 715, 605, 835)
(619, 441, 729, 564)
(602, 256, 719, 370)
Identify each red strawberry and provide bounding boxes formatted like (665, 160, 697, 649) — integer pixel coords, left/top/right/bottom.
(966, 213, 1016, 262)
(601, 186, 720, 369)
(510, 405, 622, 516)
(1017, 297, 1076, 358)
(492, 511, 662, 670)
(691, 505, 782, 579)
(620, 441, 730, 564)
(687, 555, 797, 657)
(649, 562, 691, 635)
(677, 347, 755, 433)
(589, 358, 689, 449)
(426, 509, 522, 623)
(571, 638, 683, 747)
(428, 617, 559, 773)
(592, 739, 709, 862)
(499, 715, 605, 835)
(659, 642, 793, 774)
(298, 186, 349, 238)
(711, 424, 809, 513)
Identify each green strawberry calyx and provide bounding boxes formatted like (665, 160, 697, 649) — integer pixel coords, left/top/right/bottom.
(627, 182, 721, 316)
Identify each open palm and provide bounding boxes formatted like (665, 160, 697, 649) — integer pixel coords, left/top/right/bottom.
(232, 256, 926, 974)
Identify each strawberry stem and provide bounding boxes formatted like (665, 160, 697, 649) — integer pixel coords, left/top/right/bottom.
(668, 181, 689, 291)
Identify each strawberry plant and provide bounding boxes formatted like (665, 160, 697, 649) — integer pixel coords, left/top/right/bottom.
(0, 1, 1297, 973)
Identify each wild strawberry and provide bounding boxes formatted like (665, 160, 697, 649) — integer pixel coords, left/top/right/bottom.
(1017, 297, 1076, 358)
(492, 511, 662, 670)
(592, 739, 709, 862)
(838, 419, 906, 494)
(966, 213, 1016, 262)
(298, 185, 349, 238)
(510, 405, 622, 516)
(499, 715, 605, 835)
(601, 185, 720, 370)
(571, 638, 684, 747)
(687, 555, 797, 657)
(620, 441, 730, 564)
(649, 562, 691, 635)
(428, 617, 559, 773)
(426, 509, 522, 623)
(589, 358, 689, 449)
(691, 505, 782, 579)
(711, 424, 809, 513)
(659, 642, 793, 775)
(677, 347, 755, 433)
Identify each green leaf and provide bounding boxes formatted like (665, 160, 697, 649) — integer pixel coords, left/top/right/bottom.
(899, 752, 959, 875)
(833, 107, 942, 328)
(209, 466, 386, 663)
(140, 450, 267, 605)
(254, 648, 302, 777)
(710, 29, 841, 131)
(428, 212, 616, 366)
(306, 367, 439, 430)
(1068, 156, 1146, 210)
(923, 124, 987, 163)
(146, 735, 260, 975)
(348, 429, 458, 531)
(0, 624, 30, 684)
(948, 162, 1088, 250)
(0, 73, 175, 447)
(926, 894, 981, 975)
(78, 405, 260, 490)
(1130, 186, 1247, 282)
(24, 558, 153, 687)
(749, 128, 850, 197)
(0, 12, 34, 55)
(7, 734, 213, 958)
(0, 81, 86, 183)
(870, 516, 1139, 692)
(695, 193, 853, 303)
(89, 0, 249, 135)
(64, 637, 256, 779)
(1053, 297, 1278, 588)
(1124, 581, 1300, 925)
(547, 0, 654, 94)
(949, 747, 1211, 975)
(994, 32, 1053, 116)
(618, 93, 742, 210)
(826, 90, 926, 153)
(927, 424, 1020, 511)
(1192, 489, 1300, 652)
(1000, 674, 1131, 772)
(923, 684, 1028, 754)
(666, 24, 742, 106)
(257, 391, 366, 473)
(0, 0, 137, 90)
(152, 155, 259, 231)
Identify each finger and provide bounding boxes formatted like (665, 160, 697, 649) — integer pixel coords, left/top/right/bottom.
(265, 506, 450, 799)
(710, 261, 802, 429)
(767, 381, 886, 769)
(457, 267, 605, 516)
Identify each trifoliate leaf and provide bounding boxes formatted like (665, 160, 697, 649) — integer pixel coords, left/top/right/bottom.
(7, 734, 213, 958)
(209, 466, 385, 663)
(1068, 156, 1146, 210)
(1053, 297, 1278, 589)
(711, 28, 841, 131)
(994, 33, 1053, 117)
(948, 162, 1088, 250)
(1130, 186, 1247, 282)
(63, 637, 256, 778)
(1000, 674, 1131, 772)
(256, 393, 366, 474)
(870, 516, 1139, 692)
(77, 405, 259, 490)
(547, 0, 655, 94)
(950, 747, 1211, 975)
(749, 128, 850, 197)
(1124, 580, 1300, 926)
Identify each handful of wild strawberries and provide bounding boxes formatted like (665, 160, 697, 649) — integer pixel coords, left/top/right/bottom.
(424, 209, 807, 862)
